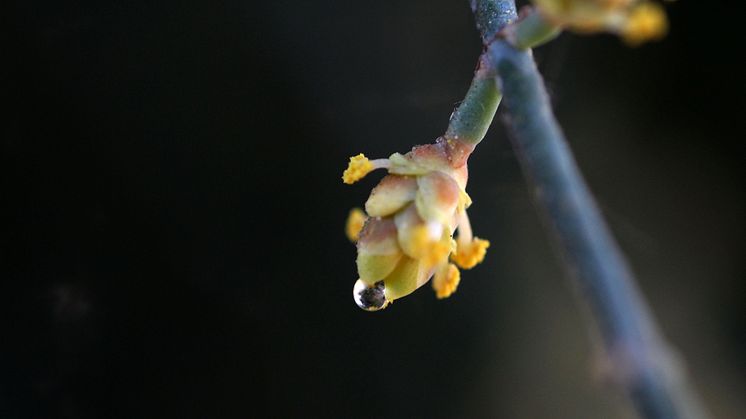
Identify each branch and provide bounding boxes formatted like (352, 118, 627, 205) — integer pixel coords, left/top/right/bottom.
(442, 0, 517, 145)
(443, 3, 558, 146)
(472, 1, 709, 418)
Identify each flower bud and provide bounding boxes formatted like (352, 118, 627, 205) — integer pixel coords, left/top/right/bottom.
(343, 137, 490, 310)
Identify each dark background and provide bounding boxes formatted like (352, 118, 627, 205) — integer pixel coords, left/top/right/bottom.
(4, 1, 744, 418)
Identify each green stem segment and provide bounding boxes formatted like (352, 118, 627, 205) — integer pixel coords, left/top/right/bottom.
(506, 10, 561, 50)
(443, 0, 518, 146)
(444, 70, 501, 145)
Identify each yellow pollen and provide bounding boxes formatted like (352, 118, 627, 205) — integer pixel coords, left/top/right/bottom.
(342, 154, 374, 184)
(452, 237, 490, 269)
(345, 208, 367, 242)
(433, 263, 461, 299)
(423, 239, 451, 269)
(622, 3, 668, 46)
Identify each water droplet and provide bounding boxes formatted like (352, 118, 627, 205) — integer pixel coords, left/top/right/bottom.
(353, 279, 388, 311)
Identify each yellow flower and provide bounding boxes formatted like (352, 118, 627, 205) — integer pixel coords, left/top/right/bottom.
(532, 0, 668, 44)
(344, 138, 489, 311)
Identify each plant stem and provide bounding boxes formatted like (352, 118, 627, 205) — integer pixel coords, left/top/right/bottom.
(489, 39, 707, 418)
(506, 9, 561, 50)
(443, 0, 517, 145)
(444, 64, 501, 145)
(471, 0, 518, 42)
(443, 3, 558, 146)
(457, 0, 710, 417)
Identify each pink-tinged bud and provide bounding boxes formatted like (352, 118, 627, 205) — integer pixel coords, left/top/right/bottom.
(387, 143, 452, 176)
(394, 205, 439, 259)
(381, 256, 429, 301)
(357, 217, 399, 254)
(356, 217, 403, 285)
(357, 253, 403, 287)
(365, 175, 418, 217)
(415, 171, 461, 226)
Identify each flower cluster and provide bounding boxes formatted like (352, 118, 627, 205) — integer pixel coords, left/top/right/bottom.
(343, 138, 490, 311)
(532, 0, 668, 45)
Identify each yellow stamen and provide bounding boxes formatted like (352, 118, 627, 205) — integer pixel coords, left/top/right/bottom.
(345, 208, 367, 242)
(452, 237, 490, 269)
(423, 239, 451, 269)
(342, 154, 374, 184)
(432, 263, 461, 299)
(622, 3, 668, 46)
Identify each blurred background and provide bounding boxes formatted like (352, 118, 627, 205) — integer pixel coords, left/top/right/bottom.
(4, 0, 744, 418)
